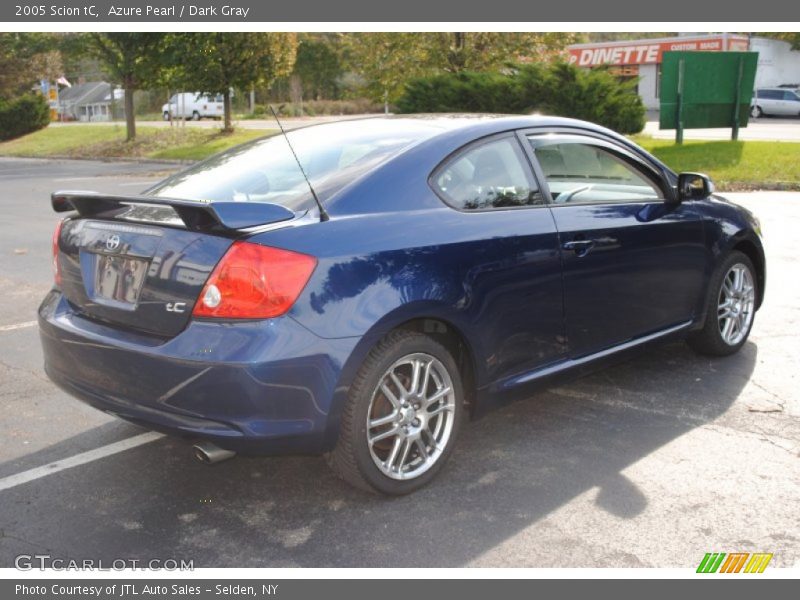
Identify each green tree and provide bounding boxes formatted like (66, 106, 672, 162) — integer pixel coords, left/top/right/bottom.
(0, 33, 63, 100)
(423, 32, 580, 73)
(341, 33, 431, 110)
(584, 32, 674, 43)
(341, 32, 579, 108)
(167, 33, 297, 132)
(82, 33, 165, 141)
(292, 35, 342, 100)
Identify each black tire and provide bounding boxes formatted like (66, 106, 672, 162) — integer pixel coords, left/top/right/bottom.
(326, 330, 466, 495)
(750, 105, 762, 118)
(163, 111, 170, 121)
(687, 250, 757, 356)
(192, 111, 201, 121)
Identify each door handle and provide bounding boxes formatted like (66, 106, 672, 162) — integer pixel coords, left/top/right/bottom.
(562, 239, 596, 254)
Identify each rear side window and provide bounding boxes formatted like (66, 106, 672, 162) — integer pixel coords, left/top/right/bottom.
(149, 120, 439, 212)
(432, 136, 544, 210)
(758, 90, 781, 99)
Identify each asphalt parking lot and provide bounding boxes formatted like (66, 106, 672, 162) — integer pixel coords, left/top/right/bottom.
(0, 157, 798, 568)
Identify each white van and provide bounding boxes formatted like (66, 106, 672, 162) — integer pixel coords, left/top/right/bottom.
(751, 88, 800, 118)
(162, 92, 224, 121)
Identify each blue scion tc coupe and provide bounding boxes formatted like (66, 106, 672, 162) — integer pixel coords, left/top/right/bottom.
(39, 115, 765, 494)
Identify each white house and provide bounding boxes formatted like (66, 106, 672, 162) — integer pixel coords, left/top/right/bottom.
(57, 81, 123, 122)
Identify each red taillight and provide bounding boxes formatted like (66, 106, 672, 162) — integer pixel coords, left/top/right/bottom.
(193, 241, 317, 319)
(52, 219, 64, 286)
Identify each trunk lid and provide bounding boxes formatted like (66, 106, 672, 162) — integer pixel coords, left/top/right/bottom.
(58, 218, 233, 337)
(52, 192, 297, 338)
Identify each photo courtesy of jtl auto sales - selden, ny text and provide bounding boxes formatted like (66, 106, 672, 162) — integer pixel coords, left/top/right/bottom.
(0, 0, 798, 596)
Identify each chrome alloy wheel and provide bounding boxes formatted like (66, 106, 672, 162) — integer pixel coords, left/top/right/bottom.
(718, 263, 755, 346)
(366, 353, 456, 480)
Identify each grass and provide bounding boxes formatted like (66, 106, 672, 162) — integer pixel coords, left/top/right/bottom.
(0, 124, 273, 162)
(632, 136, 800, 190)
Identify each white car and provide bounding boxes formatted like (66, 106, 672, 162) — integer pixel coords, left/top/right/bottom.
(162, 92, 224, 121)
(750, 88, 800, 118)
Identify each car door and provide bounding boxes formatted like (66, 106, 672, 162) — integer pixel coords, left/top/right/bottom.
(771, 90, 789, 115)
(773, 90, 788, 115)
(781, 90, 800, 116)
(523, 132, 707, 358)
(765, 90, 783, 115)
(758, 90, 775, 115)
(176, 93, 190, 118)
(168, 94, 178, 116)
(430, 133, 566, 383)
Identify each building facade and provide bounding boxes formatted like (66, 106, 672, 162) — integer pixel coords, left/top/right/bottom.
(567, 34, 800, 110)
(57, 81, 121, 122)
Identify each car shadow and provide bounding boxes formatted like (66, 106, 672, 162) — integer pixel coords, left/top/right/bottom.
(0, 340, 755, 567)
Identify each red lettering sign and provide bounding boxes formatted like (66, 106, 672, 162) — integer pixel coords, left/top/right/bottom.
(567, 36, 748, 67)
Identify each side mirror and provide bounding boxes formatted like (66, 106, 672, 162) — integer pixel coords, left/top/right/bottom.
(677, 172, 715, 202)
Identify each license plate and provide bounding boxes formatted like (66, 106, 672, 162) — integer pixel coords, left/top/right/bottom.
(94, 254, 148, 305)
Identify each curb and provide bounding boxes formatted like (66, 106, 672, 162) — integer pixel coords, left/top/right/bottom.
(716, 181, 800, 192)
(0, 154, 196, 167)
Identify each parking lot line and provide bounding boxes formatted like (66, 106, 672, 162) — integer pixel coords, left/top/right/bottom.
(0, 320, 37, 332)
(0, 432, 164, 492)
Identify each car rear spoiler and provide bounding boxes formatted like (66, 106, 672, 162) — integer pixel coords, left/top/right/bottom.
(51, 191, 296, 233)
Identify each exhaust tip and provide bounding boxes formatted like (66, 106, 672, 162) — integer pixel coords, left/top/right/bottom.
(192, 441, 236, 465)
(193, 445, 211, 464)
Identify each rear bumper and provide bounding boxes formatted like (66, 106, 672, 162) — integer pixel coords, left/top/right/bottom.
(38, 290, 359, 454)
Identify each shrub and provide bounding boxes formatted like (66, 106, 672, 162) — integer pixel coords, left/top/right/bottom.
(306, 98, 383, 115)
(396, 71, 526, 114)
(245, 98, 385, 119)
(527, 63, 646, 134)
(0, 94, 51, 141)
(397, 62, 646, 134)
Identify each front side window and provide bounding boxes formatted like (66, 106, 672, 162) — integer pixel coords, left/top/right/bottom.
(528, 137, 663, 205)
(433, 136, 543, 211)
(783, 91, 800, 102)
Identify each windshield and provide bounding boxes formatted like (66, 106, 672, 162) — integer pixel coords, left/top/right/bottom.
(148, 119, 443, 212)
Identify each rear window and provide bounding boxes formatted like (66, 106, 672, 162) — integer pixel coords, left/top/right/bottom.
(148, 120, 440, 212)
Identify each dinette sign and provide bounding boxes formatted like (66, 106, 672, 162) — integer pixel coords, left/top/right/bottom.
(568, 36, 750, 67)
(570, 44, 661, 66)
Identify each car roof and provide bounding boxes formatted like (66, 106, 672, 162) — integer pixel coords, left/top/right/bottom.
(283, 113, 634, 166)
(292, 113, 614, 141)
